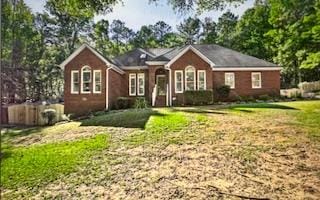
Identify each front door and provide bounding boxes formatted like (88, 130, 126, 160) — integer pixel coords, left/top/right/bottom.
(156, 75, 166, 96)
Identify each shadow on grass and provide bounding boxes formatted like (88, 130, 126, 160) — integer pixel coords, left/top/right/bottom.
(80, 108, 166, 129)
(171, 107, 227, 115)
(229, 103, 299, 111)
(1, 126, 44, 142)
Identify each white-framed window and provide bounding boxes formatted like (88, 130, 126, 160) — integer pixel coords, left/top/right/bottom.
(137, 73, 145, 96)
(252, 72, 262, 88)
(71, 70, 79, 94)
(197, 70, 206, 90)
(185, 66, 196, 91)
(81, 66, 91, 93)
(175, 70, 183, 93)
(225, 72, 235, 89)
(93, 70, 102, 93)
(129, 73, 136, 96)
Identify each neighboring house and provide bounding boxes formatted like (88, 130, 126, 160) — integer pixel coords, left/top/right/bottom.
(60, 43, 281, 115)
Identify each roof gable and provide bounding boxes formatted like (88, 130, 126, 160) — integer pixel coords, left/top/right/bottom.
(164, 45, 215, 68)
(59, 44, 124, 74)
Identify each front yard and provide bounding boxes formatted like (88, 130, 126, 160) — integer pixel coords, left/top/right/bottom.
(1, 101, 320, 199)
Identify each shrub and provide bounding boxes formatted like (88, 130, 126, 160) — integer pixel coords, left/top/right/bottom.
(258, 94, 271, 101)
(184, 90, 213, 105)
(41, 109, 57, 125)
(215, 85, 231, 99)
(238, 95, 256, 103)
(116, 97, 133, 109)
(235, 95, 244, 102)
(134, 97, 148, 109)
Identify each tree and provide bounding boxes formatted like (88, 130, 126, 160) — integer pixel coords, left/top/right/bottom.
(131, 25, 157, 48)
(152, 21, 172, 46)
(43, 0, 120, 17)
(150, 0, 245, 13)
(1, 0, 36, 102)
(266, 0, 320, 86)
(201, 17, 217, 44)
(91, 19, 111, 55)
(109, 20, 134, 55)
(216, 10, 238, 48)
(161, 32, 184, 47)
(177, 17, 202, 44)
(232, 3, 272, 60)
(132, 21, 180, 48)
(45, 0, 93, 55)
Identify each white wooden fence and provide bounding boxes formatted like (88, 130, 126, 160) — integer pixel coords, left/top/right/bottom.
(298, 81, 320, 93)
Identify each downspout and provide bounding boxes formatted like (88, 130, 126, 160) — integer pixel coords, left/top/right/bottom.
(168, 68, 172, 106)
(106, 67, 112, 110)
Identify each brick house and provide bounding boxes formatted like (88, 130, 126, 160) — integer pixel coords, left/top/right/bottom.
(60, 44, 281, 115)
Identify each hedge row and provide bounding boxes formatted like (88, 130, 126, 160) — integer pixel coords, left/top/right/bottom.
(184, 90, 213, 105)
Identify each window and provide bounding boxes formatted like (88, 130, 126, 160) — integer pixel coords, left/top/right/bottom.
(81, 66, 91, 93)
(252, 72, 262, 88)
(175, 70, 183, 93)
(225, 73, 235, 89)
(137, 73, 145, 96)
(198, 70, 206, 90)
(93, 70, 102, 93)
(71, 70, 79, 94)
(129, 73, 136, 96)
(185, 66, 196, 91)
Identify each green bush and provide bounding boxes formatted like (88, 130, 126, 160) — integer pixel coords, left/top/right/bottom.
(41, 109, 57, 125)
(134, 97, 148, 109)
(215, 85, 231, 99)
(116, 97, 133, 109)
(184, 90, 213, 105)
(258, 94, 271, 101)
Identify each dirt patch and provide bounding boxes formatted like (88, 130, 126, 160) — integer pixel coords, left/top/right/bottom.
(5, 123, 137, 147)
(3, 105, 320, 199)
(9, 141, 319, 200)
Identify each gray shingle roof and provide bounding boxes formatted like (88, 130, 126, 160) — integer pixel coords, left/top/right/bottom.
(192, 44, 277, 67)
(113, 44, 278, 68)
(112, 48, 154, 66)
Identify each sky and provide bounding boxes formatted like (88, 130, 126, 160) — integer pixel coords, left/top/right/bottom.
(24, 0, 255, 31)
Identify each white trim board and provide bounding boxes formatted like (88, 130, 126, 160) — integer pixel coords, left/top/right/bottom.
(121, 66, 148, 70)
(145, 61, 168, 65)
(197, 70, 206, 90)
(59, 43, 125, 74)
(165, 45, 215, 68)
(212, 67, 281, 71)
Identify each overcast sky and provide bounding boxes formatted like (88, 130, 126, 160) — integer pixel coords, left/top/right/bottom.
(24, 0, 255, 31)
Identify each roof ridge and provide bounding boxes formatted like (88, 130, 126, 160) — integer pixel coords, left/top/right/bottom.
(152, 45, 186, 60)
(137, 48, 156, 57)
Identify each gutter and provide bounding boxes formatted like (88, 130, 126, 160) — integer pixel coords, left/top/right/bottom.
(106, 67, 112, 110)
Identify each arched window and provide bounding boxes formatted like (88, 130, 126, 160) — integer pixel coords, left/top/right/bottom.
(81, 66, 91, 93)
(185, 66, 196, 91)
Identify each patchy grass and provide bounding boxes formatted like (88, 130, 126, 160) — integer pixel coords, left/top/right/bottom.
(287, 101, 320, 141)
(1, 134, 110, 189)
(1, 100, 320, 199)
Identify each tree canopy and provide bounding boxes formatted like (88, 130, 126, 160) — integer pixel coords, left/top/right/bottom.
(1, 0, 319, 103)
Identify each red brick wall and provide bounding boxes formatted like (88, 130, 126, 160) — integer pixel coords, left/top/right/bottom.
(108, 69, 126, 109)
(170, 50, 213, 105)
(212, 70, 280, 98)
(64, 47, 107, 116)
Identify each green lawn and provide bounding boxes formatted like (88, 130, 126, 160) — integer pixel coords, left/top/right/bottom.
(1, 134, 110, 189)
(1, 101, 320, 199)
